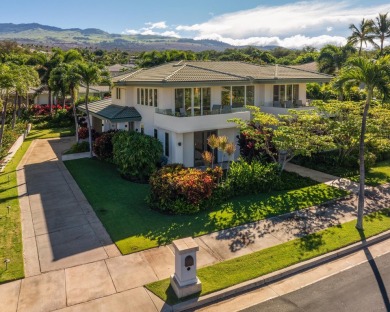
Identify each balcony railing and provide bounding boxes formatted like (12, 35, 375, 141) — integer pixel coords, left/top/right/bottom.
(272, 100, 311, 108)
(155, 105, 249, 117)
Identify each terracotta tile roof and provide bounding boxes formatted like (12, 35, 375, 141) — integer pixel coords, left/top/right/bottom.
(113, 61, 331, 85)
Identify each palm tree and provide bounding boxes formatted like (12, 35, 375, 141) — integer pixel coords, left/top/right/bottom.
(373, 13, 390, 54)
(335, 56, 390, 230)
(49, 64, 69, 108)
(347, 18, 376, 55)
(63, 63, 82, 142)
(27, 49, 64, 114)
(77, 62, 111, 157)
(317, 44, 356, 75)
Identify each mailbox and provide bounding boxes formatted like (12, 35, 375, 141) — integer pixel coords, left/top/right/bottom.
(170, 237, 202, 298)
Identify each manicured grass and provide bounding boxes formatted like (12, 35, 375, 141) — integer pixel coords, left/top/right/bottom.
(27, 127, 75, 140)
(65, 158, 348, 254)
(349, 159, 390, 186)
(294, 158, 390, 187)
(146, 209, 390, 305)
(0, 127, 74, 284)
(0, 141, 31, 283)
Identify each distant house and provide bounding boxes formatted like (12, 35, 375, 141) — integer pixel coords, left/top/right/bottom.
(107, 64, 135, 77)
(79, 61, 331, 167)
(30, 85, 110, 105)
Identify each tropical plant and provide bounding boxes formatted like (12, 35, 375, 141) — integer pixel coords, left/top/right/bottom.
(112, 131, 163, 182)
(77, 62, 111, 157)
(347, 18, 376, 55)
(317, 44, 356, 75)
(335, 56, 390, 230)
(373, 13, 390, 54)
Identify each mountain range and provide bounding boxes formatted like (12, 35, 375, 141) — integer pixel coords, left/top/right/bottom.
(0, 23, 275, 52)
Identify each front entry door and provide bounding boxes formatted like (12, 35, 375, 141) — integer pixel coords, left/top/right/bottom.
(194, 130, 217, 167)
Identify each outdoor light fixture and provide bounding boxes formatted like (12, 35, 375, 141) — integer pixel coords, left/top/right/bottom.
(178, 142, 182, 146)
(4, 259, 10, 270)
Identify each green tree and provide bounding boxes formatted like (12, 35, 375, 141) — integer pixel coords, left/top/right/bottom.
(0, 64, 16, 147)
(317, 44, 356, 75)
(27, 49, 64, 114)
(347, 18, 376, 55)
(77, 62, 111, 157)
(373, 13, 390, 54)
(229, 107, 335, 171)
(335, 56, 390, 230)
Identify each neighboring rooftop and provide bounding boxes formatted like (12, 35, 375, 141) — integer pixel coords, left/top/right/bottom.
(289, 62, 319, 73)
(113, 61, 331, 86)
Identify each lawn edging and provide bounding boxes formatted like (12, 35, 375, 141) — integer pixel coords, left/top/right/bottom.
(146, 208, 390, 310)
(168, 229, 390, 312)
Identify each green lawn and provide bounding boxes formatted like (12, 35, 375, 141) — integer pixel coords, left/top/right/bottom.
(0, 126, 74, 284)
(65, 158, 348, 254)
(350, 159, 390, 186)
(146, 209, 390, 305)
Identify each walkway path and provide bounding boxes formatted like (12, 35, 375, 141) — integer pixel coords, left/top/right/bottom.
(0, 138, 389, 312)
(285, 162, 360, 194)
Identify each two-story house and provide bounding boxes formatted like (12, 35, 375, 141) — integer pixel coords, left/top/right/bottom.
(78, 61, 331, 167)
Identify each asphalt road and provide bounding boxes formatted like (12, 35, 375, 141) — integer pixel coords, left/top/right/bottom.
(241, 251, 390, 312)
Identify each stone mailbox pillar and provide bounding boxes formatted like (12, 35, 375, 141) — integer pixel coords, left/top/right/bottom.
(170, 237, 202, 298)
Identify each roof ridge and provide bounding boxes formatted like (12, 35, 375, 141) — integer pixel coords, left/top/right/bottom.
(117, 68, 144, 81)
(279, 64, 332, 77)
(163, 63, 187, 81)
(182, 63, 250, 80)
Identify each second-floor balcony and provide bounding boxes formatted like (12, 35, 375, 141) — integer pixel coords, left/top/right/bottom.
(261, 100, 315, 115)
(154, 106, 251, 133)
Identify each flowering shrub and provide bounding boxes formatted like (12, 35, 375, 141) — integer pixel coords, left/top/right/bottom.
(31, 104, 71, 116)
(78, 127, 89, 139)
(149, 164, 222, 214)
(93, 131, 117, 161)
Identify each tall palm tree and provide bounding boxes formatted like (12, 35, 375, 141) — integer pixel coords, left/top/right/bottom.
(373, 13, 390, 54)
(347, 18, 376, 55)
(27, 49, 64, 114)
(317, 44, 356, 75)
(48, 64, 69, 108)
(335, 56, 390, 230)
(64, 63, 82, 142)
(78, 62, 111, 157)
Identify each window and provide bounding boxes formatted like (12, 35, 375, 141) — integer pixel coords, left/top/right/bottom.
(174, 88, 211, 115)
(273, 84, 299, 103)
(165, 132, 169, 157)
(116, 88, 121, 100)
(232, 86, 245, 107)
(222, 86, 254, 106)
(154, 129, 158, 139)
(137, 88, 158, 106)
(154, 89, 158, 107)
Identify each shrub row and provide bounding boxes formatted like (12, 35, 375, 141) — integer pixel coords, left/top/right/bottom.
(149, 164, 222, 214)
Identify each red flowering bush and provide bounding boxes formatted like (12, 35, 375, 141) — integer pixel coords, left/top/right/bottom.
(31, 104, 71, 116)
(149, 164, 222, 214)
(93, 131, 117, 161)
(78, 127, 89, 139)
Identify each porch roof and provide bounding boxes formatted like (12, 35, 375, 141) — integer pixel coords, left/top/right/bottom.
(78, 98, 142, 123)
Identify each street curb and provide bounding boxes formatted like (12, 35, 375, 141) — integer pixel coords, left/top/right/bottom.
(171, 229, 390, 312)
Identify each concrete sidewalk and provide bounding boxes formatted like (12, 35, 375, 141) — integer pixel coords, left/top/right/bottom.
(1, 137, 389, 312)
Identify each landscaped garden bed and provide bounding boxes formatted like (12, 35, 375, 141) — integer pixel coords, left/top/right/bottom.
(64, 158, 348, 254)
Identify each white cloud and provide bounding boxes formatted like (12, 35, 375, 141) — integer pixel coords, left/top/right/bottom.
(194, 33, 347, 49)
(145, 21, 167, 29)
(177, 1, 390, 39)
(326, 27, 333, 32)
(123, 21, 179, 38)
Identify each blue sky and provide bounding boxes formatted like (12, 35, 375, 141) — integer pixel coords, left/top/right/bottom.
(2, 0, 390, 48)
